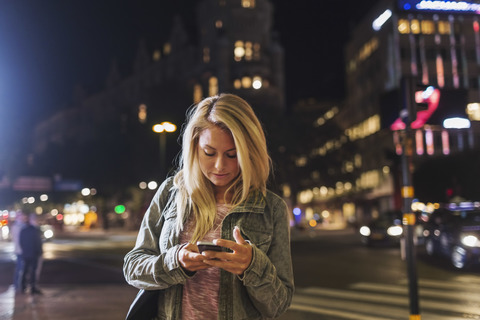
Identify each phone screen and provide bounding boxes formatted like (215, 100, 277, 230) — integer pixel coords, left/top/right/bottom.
(197, 241, 222, 253)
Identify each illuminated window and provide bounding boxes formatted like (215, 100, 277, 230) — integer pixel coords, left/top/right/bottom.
(442, 130, 450, 155)
(438, 21, 450, 34)
(421, 20, 434, 34)
(253, 43, 261, 60)
(415, 130, 424, 155)
(163, 43, 171, 55)
(215, 20, 223, 28)
(241, 76, 252, 88)
(234, 41, 245, 61)
(209, 77, 218, 96)
(411, 19, 420, 34)
(398, 19, 410, 34)
(153, 50, 161, 61)
(193, 84, 202, 104)
(241, 0, 255, 8)
(138, 104, 147, 124)
(245, 41, 253, 61)
(425, 128, 434, 155)
(233, 79, 242, 89)
(436, 54, 445, 87)
(467, 103, 480, 121)
(203, 47, 210, 63)
(234, 41, 260, 61)
(252, 76, 262, 89)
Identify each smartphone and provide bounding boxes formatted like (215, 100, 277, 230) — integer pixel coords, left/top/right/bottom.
(197, 241, 223, 253)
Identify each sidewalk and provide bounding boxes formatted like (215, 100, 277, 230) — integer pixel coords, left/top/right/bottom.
(0, 284, 138, 320)
(0, 228, 139, 320)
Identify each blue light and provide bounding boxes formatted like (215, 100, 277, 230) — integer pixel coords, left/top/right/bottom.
(404, 3, 412, 10)
(293, 207, 301, 216)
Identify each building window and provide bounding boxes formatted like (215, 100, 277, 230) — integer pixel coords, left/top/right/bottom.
(153, 50, 161, 61)
(234, 41, 245, 61)
(203, 47, 210, 63)
(253, 43, 261, 60)
(398, 19, 410, 34)
(252, 76, 262, 89)
(421, 20, 435, 34)
(438, 21, 451, 34)
(193, 84, 202, 104)
(234, 40, 260, 61)
(163, 43, 171, 55)
(209, 77, 218, 96)
(245, 41, 253, 61)
(241, 0, 255, 8)
(233, 79, 242, 89)
(241, 76, 252, 88)
(138, 104, 147, 124)
(411, 19, 421, 34)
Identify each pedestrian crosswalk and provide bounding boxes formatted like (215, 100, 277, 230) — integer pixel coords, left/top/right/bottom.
(289, 276, 480, 320)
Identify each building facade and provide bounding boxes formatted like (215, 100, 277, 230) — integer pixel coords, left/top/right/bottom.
(30, 0, 285, 196)
(296, 0, 480, 227)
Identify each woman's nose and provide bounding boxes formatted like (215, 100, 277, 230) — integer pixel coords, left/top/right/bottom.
(214, 155, 225, 170)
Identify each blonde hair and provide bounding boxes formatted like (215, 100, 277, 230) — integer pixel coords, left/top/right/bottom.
(172, 93, 271, 242)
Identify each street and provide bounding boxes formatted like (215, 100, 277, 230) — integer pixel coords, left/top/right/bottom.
(0, 228, 479, 319)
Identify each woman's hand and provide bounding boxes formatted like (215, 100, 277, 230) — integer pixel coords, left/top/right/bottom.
(178, 243, 211, 272)
(202, 226, 253, 275)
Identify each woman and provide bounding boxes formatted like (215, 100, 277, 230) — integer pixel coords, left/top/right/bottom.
(124, 93, 294, 319)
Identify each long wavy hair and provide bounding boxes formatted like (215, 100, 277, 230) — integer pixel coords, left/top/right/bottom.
(171, 93, 271, 243)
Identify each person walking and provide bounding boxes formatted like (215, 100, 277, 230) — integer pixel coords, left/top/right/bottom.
(19, 213, 43, 295)
(11, 211, 28, 293)
(124, 93, 294, 319)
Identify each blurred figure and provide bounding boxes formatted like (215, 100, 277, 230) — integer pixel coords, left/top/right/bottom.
(11, 211, 28, 292)
(19, 213, 43, 295)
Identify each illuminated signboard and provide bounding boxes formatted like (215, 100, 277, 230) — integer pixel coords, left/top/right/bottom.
(398, 0, 480, 14)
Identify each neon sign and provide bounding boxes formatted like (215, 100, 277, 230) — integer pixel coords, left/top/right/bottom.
(399, 0, 480, 14)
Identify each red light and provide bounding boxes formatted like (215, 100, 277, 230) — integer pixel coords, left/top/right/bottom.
(446, 188, 454, 197)
(474, 21, 479, 33)
(56, 214, 64, 221)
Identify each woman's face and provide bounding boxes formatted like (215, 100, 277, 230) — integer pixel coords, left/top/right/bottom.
(197, 125, 240, 198)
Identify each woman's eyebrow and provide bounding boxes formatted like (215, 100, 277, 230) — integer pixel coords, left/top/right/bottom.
(204, 144, 236, 152)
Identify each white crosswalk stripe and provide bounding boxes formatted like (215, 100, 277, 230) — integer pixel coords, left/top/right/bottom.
(290, 276, 480, 320)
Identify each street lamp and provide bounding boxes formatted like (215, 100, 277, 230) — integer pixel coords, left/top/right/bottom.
(152, 121, 177, 178)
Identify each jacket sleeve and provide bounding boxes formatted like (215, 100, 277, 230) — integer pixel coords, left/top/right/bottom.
(123, 178, 192, 290)
(240, 197, 294, 318)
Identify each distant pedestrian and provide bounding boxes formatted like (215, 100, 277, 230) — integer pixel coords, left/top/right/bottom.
(19, 213, 43, 295)
(11, 211, 29, 292)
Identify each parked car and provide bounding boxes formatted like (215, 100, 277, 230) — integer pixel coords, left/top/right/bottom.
(359, 210, 403, 246)
(424, 202, 480, 269)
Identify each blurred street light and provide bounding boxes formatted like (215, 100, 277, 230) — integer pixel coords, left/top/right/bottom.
(152, 121, 177, 178)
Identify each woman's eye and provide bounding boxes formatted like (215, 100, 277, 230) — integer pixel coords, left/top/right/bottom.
(227, 153, 237, 159)
(204, 150, 215, 156)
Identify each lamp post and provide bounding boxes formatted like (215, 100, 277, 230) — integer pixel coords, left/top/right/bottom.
(152, 121, 177, 179)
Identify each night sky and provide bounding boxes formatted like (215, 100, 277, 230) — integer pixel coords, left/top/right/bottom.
(0, 0, 379, 157)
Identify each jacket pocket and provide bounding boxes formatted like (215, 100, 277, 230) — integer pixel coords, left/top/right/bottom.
(240, 227, 272, 253)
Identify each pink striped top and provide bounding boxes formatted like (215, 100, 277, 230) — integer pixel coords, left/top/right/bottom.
(179, 204, 230, 320)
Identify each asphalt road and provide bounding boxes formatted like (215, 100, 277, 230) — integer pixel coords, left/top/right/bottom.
(0, 228, 479, 319)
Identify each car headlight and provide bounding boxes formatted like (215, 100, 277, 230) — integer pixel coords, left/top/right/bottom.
(359, 226, 371, 237)
(461, 234, 480, 247)
(1, 226, 9, 240)
(387, 225, 403, 237)
(43, 229, 54, 239)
